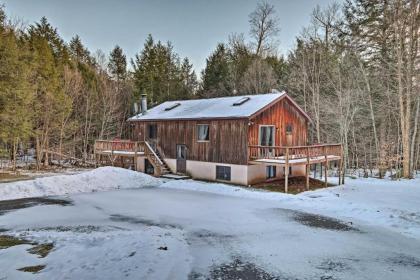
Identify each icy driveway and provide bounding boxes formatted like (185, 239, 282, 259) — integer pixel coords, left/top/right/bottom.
(1, 187, 420, 280)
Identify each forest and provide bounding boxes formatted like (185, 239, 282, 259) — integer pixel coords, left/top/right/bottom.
(0, 0, 419, 178)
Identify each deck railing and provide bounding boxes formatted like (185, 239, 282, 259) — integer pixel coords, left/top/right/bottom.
(94, 140, 144, 154)
(248, 144, 342, 161)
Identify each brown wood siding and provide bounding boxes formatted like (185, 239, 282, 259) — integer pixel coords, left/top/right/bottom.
(248, 98, 308, 146)
(132, 119, 249, 165)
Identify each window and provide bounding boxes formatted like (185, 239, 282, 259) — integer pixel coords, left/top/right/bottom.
(216, 166, 231, 181)
(266, 166, 276, 179)
(286, 124, 293, 135)
(197, 124, 210, 141)
(259, 126, 275, 146)
(283, 166, 292, 175)
(148, 124, 157, 139)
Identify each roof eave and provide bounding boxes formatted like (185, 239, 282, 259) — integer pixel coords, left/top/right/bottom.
(128, 116, 250, 122)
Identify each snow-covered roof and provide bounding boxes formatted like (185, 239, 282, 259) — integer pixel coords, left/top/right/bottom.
(129, 92, 287, 121)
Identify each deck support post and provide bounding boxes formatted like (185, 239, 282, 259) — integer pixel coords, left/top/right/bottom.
(306, 147, 310, 190)
(320, 163, 323, 179)
(324, 146, 328, 187)
(340, 144, 345, 185)
(338, 158, 342, 185)
(285, 147, 289, 193)
(134, 143, 138, 171)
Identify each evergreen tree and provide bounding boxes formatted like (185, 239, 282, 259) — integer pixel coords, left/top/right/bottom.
(27, 17, 69, 64)
(132, 34, 195, 104)
(0, 26, 33, 169)
(27, 23, 69, 167)
(200, 43, 233, 97)
(178, 57, 198, 99)
(108, 45, 127, 82)
(69, 35, 93, 65)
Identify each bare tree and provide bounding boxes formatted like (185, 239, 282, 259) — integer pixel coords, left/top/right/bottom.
(249, 1, 280, 56)
(392, 0, 419, 178)
(240, 58, 277, 94)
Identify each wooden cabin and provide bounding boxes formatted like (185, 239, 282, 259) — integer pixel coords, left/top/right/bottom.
(94, 92, 343, 192)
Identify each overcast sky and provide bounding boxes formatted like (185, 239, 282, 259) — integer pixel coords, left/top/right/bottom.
(3, 0, 340, 73)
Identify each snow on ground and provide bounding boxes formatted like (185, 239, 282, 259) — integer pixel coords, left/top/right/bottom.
(161, 175, 420, 239)
(0, 168, 420, 279)
(0, 167, 161, 201)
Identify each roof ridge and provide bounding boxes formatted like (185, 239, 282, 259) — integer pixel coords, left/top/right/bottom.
(161, 91, 284, 104)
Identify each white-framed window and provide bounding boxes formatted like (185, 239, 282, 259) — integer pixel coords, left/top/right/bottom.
(259, 125, 275, 146)
(266, 166, 276, 179)
(197, 124, 210, 141)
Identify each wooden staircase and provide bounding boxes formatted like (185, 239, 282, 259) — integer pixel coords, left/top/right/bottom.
(144, 141, 172, 176)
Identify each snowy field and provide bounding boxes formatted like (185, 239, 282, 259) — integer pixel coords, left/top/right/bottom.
(0, 168, 420, 279)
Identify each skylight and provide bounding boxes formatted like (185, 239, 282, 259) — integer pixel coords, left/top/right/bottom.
(232, 97, 250, 106)
(164, 103, 181, 111)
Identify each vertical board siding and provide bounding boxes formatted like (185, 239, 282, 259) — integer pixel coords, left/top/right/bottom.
(132, 119, 249, 165)
(130, 97, 308, 165)
(248, 98, 308, 147)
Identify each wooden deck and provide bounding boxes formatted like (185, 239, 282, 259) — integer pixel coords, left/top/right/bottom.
(94, 140, 171, 176)
(249, 144, 344, 192)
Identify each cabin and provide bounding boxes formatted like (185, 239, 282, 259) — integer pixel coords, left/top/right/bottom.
(94, 91, 343, 192)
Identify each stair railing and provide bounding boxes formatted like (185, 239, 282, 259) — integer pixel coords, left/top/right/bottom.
(145, 141, 163, 166)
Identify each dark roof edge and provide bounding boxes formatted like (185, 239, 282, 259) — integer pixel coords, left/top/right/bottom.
(127, 116, 250, 122)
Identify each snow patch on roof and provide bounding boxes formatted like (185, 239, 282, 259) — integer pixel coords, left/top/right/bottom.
(129, 92, 285, 121)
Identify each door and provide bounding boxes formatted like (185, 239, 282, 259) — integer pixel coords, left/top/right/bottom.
(176, 144, 187, 174)
(146, 124, 158, 150)
(259, 126, 275, 157)
(144, 159, 154, 175)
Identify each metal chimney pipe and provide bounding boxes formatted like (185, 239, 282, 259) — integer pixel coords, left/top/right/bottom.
(133, 102, 139, 114)
(141, 94, 147, 114)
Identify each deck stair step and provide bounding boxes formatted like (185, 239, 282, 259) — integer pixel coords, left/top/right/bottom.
(144, 141, 174, 176)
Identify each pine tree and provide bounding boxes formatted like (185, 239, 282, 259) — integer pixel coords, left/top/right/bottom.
(108, 45, 127, 82)
(69, 35, 93, 65)
(132, 34, 195, 104)
(0, 23, 33, 169)
(27, 17, 69, 64)
(178, 57, 198, 99)
(27, 27, 68, 167)
(200, 43, 233, 97)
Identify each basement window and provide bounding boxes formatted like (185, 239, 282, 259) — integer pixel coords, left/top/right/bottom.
(164, 103, 181, 111)
(197, 124, 210, 141)
(266, 166, 276, 179)
(216, 166, 231, 181)
(232, 97, 250, 106)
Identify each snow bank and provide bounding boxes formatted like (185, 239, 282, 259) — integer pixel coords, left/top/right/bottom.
(0, 167, 161, 201)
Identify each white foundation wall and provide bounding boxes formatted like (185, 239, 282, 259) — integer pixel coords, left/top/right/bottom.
(248, 164, 306, 185)
(165, 158, 176, 173)
(164, 158, 248, 185)
(145, 157, 307, 186)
